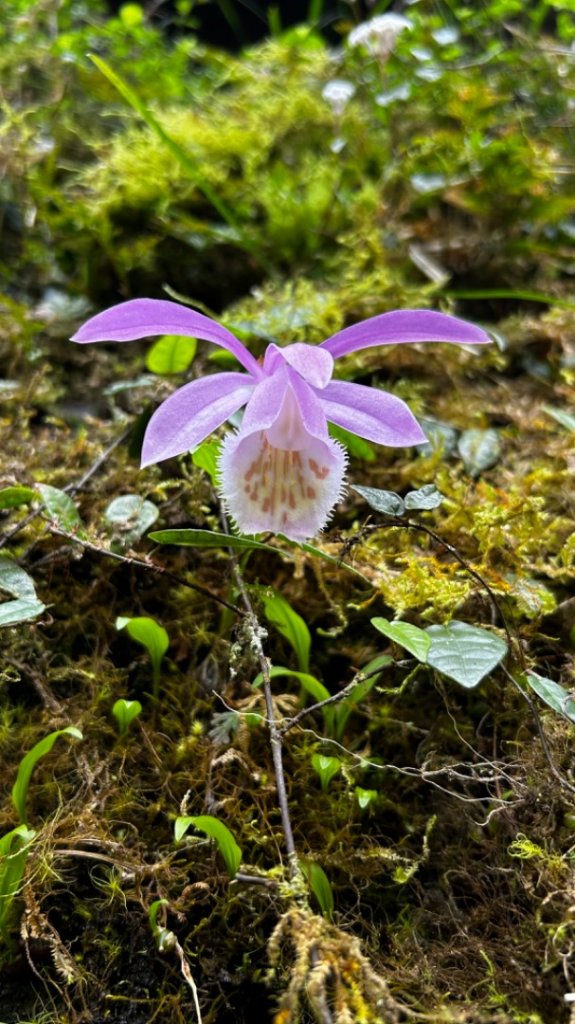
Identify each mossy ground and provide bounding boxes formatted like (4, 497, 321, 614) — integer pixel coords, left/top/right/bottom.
(1, 3, 574, 1022)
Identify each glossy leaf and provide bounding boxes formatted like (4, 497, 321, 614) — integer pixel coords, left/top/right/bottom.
(0, 559, 37, 601)
(11, 727, 83, 825)
(403, 484, 445, 511)
(524, 672, 575, 725)
(301, 860, 334, 920)
(145, 334, 197, 374)
(0, 486, 36, 510)
(252, 666, 330, 702)
(174, 815, 242, 878)
(258, 589, 310, 673)
(116, 616, 168, 698)
(0, 598, 46, 628)
(0, 825, 37, 943)
(36, 484, 82, 531)
(371, 618, 432, 662)
(149, 528, 277, 552)
(311, 754, 341, 790)
(105, 494, 159, 548)
(351, 484, 405, 516)
(426, 621, 507, 688)
(192, 439, 221, 485)
(112, 699, 143, 736)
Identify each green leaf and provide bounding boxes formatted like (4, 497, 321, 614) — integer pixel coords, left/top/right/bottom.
(116, 616, 169, 698)
(311, 754, 341, 790)
(174, 815, 242, 878)
(371, 618, 432, 662)
(149, 530, 370, 582)
(329, 654, 391, 741)
(145, 334, 197, 375)
(112, 699, 143, 736)
(89, 56, 256, 257)
(0, 825, 37, 944)
(524, 672, 575, 724)
(149, 529, 277, 552)
(258, 589, 310, 673)
(351, 485, 405, 516)
(105, 495, 159, 549)
(329, 424, 376, 462)
(425, 621, 507, 688)
(0, 486, 36, 510)
(0, 598, 46, 628)
(191, 439, 221, 486)
(11, 727, 83, 825)
(252, 666, 330, 703)
(457, 428, 501, 477)
(300, 861, 334, 920)
(36, 484, 82, 531)
(0, 559, 37, 600)
(147, 898, 175, 952)
(542, 404, 575, 432)
(355, 787, 378, 810)
(404, 484, 445, 511)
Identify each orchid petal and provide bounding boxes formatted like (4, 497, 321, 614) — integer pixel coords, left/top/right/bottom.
(241, 367, 328, 446)
(141, 372, 254, 467)
(219, 430, 346, 540)
(71, 299, 263, 378)
(321, 309, 490, 360)
(263, 343, 334, 389)
(319, 380, 426, 446)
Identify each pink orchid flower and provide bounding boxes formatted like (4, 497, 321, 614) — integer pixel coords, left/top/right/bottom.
(72, 299, 489, 540)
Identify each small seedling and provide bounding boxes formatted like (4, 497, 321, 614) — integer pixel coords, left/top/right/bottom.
(116, 615, 169, 700)
(112, 698, 143, 736)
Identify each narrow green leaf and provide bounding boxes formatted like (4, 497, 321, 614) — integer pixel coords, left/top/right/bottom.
(11, 727, 83, 825)
(191, 439, 221, 486)
(524, 672, 575, 724)
(149, 529, 370, 582)
(0, 598, 46, 628)
(0, 486, 36, 510)
(89, 55, 256, 256)
(542, 404, 575, 432)
(145, 334, 197, 375)
(112, 699, 143, 736)
(329, 424, 376, 462)
(149, 529, 276, 552)
(0, 825, 37, 943)
(426, 621, 507, 688)
(252, 666, 330, 703)
(36, 484, 82, 531)
(258, 589, 310, 673)
(301, 860, 334, 920)
(371, 618, 432, 662)
(446, 287, 575, 310)
(174, 815, 242, 878)
(330, 654, 391, 741)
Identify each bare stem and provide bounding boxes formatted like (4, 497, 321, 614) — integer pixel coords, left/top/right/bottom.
(230, 562, 303, 884)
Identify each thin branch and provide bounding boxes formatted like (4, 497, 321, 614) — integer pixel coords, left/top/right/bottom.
(47, 526, 244, 616)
